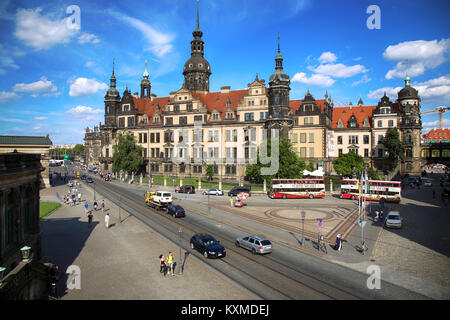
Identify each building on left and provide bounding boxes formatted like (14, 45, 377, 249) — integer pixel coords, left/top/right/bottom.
(0, 151, 50, 299)
(0, 135, 53, 188)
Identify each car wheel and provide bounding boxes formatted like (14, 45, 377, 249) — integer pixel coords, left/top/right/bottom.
(282, 195, 287, 199)
(309, 194, 314, 199)
(203, 251, 208, 258)
(351, 195, 356, 200)
(252, 248, 256, 255)
(235, 241, 240, 247)
(190, 242, 194, 250)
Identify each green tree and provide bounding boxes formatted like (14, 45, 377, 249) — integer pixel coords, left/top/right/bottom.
(367, 167, 382, 180)
(332, 151, 364, 177)
(72, 144, 85, 155)
(206, 165, 214, 181)
(245, 137, 305, 184)
(112, 133, 145, 174)
(382, 128, 405, 172)
(306, 161, 316, 172)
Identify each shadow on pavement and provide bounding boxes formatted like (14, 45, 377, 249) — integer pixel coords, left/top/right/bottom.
(40, 217, 98, 299)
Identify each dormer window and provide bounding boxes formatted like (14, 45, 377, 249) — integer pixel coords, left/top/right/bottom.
(363, 118, 369, 127)
(348, 115, 358, 128)
(337, 119, 343, 128)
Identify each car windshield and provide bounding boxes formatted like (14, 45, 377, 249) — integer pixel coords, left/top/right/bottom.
(163, 193, 171, 197)
(388, 215, 400, 220)
(260, 240, 271, 245)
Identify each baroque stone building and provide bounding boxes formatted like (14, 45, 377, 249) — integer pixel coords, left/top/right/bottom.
(84, 3, 424, 178)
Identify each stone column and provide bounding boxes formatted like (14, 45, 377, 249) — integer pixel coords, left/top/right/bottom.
(263, 179, 266, 193)
(131, 172, 134, 184)
(330, 179, 333, 195)
(164, 176, 167, 187)
(140, 174, 143, 185)
(198, 178, 202, 190)
(180, 176, 183, 187)
(219, 176, 222, 190)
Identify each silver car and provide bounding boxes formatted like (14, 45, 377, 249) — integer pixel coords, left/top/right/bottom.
(235, 235, 272, 254)
(385, 211, 402, 228)
(202, 188, 224, 196)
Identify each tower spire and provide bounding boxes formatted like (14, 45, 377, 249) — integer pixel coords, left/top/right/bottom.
(277, 32, 280, 53)
(405, 59, 411, 87)
(196, 0, 199, 29)
(143, 60, 149, 78)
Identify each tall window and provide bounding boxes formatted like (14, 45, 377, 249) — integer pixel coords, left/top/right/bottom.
(349, 136, 358, 144)
(5, 192, 16, 248)
(337, 136, 343, 145)
(23, 187, 33, 236)
(363, 135, 369, 144)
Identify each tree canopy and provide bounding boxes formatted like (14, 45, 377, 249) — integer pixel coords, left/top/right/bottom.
(112, 133, 145, 174)
(245, 137, 305, 184)
(382, 128, 405, 171)
(332, 151, 364, 177)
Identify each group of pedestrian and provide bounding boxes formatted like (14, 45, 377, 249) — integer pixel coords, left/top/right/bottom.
(159, 252, 176, 277)
(86, 200, 109, 228)
(374, 209, 384, 222)
(63, 185, 82, 207)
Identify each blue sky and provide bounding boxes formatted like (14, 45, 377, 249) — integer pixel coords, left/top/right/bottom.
(0, 0, 449, 144)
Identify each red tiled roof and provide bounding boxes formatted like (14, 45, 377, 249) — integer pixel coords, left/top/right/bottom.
(332, 105, 377, 129)
(133, 96, 170, 125)
(289, 99, 327, 113)
(422, 129, 450, 143)
(191, 89, 248, 119)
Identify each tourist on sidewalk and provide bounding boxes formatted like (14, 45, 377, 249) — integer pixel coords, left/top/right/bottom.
(84, 202, 88, 215)
(88, 212, 93, 227)
(78, 192, 82, 203)
(334, 234, 342, 251)
(105, 213, 110, 229)
(159, 254, 168, 276)
(167, 252, 175, 276)
(101, 199, 105, 214)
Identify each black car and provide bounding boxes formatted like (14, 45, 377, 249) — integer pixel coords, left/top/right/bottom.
(86, 177, 94, 183)
(228, 186, 251, 197)
(167, 205, 186, 218)
(190, 233, 226, 259)
(81, 175, 87, 180)
(178, 185, 195, 194)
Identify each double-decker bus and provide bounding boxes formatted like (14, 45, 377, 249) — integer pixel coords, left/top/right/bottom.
(268, 178, 325, 199)
(340, 179, 401, 203)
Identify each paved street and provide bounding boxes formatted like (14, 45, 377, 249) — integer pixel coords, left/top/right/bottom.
(40, 180, 255, 300)
(41, 166, 450, 299)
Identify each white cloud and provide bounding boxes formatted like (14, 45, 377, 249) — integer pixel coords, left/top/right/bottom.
(66, 105, 103, 122)
(0, 91, 20, 103)
(292, 72, 336, 87)
(367, 87, 402, 101)
(78, 33, 100, 44)
(313, 63, 368, 78)
(85, 61, 95, 68)
(383, 39, 450, 79)
(14, 8, 78, 50)
(318, 52, 337, 64)
(68, 77, 108, 97)
(111, 11, 175, 57)
(352, 74, 372, 87)
(34, 116, 48, 120)
(422, 119, 450, 132)
(13, 76, 57, 95)
(32, 126, 41, 130)
(367, 75, 450, 104)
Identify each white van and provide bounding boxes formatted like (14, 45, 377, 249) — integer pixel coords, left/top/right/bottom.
(152, 191, 173, 205)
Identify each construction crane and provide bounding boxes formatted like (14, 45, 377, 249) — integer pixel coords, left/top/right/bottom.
(421, 106, 450, 129)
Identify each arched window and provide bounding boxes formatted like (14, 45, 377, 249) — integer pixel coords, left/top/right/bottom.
(406, 149, 413, 158)
(405, 133, 412, 144)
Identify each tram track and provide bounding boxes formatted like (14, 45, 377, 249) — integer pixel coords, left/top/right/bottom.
(85, 177, 371, 300)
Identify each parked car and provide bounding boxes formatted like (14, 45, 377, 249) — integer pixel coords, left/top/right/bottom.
(202, 188, 224, 196)
(235, 235, 272, 255)
(178, 185, 196, 194)
(190, 233, 226, 259)
(424, 180, 432, 187)
(385, 211, 402, 228)
(152, 191, 173, 205)
(228, 186, 251, 197)
(167, 205, 186, 218)
(86, 177, 94, 183)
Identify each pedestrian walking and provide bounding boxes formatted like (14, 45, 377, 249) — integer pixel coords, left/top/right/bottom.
(94, 200, 98, 211)
(167, 252, 175, 276)
(48, 263, 59, 299)
(78, 192, 82, 203)
(84, 202, 88, 215)
(88, 212, 93, 227)
(159, 254, 168, 276)
(374, 210, 379, 222)
(229, 197, 234, 207)
(101, 199, 105, 214)
(104, 213, 110, 229)
(334, 234, 342, 251)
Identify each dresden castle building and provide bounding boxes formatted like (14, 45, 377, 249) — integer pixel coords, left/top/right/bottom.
(84, 5, 423, 180)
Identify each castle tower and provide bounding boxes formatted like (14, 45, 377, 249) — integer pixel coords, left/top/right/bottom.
(140, 60, 151, 98)
(104, 59, 120, 127)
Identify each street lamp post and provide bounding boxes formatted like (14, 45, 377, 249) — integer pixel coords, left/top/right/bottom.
(178, 228, 183, 275)
(301, 210, 306, 246)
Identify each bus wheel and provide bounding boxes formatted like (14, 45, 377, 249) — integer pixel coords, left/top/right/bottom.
(282, 195, 287, 199)
(309, 194, 314, 199)
(351, 195, 356, 200)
